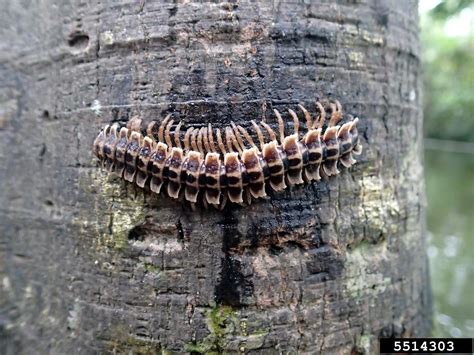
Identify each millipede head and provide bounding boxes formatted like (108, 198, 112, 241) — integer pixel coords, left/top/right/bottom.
(104, 124, 118, 155)
(93, 125, 110, 160)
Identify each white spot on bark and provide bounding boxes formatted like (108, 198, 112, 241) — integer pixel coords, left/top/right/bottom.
(100, 31, 114, 45)
(67, 301, 81, 330)
(91, 100, 102, 116)
(2, 277, 11, 290)
(345, 242, 391, 296)
(25, 285, 33, 298)
(132, 238, 183, 254)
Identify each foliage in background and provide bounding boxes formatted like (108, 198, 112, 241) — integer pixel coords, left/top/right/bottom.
(422, 0, 474, 142)
(422, 0, 474, 338)
(430, 0, 473, 19)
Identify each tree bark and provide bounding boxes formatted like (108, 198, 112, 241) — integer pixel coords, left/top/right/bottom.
(0, 1, 431, 354)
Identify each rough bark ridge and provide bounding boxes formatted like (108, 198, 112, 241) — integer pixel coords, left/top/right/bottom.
(0, 1, 431, 354)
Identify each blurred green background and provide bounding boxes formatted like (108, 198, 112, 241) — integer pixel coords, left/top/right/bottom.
(420, 0, 474, 337)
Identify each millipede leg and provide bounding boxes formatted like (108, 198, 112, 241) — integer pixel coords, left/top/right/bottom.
(174, 121, 183, 148)
(231, 122, 250, 150)
(201, 127, 210, 153)
(192, 128, 202, 154)
(274, 109, 285, 144)
(198, 128, 206, 154)
(328, 100, 343, 127)
(165, 119, 174, 147)
(158, 114, 171, 143)
(216, 128, 227, 155)
(260, 120, 276, 141)
(225, 127, 235, 153)
(227, 125, 244, 153)
(298, 104, 313, 131)
(288, 109, 299, 138)
(251, 120, 265, 150)
(208, 123, 217, 153)
(314, 102, 326, 129)
(236, 124, 256, 149)
(184, 127, 193, 151)
(146, 121, 160, 140)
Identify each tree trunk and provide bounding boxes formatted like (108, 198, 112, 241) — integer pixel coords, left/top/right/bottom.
(0, 1, 431, 354)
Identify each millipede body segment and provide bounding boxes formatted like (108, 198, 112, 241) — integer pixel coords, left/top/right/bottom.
(93, 100, 362, 208)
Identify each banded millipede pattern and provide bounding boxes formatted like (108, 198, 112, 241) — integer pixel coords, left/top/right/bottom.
(93, 99, 362, 208)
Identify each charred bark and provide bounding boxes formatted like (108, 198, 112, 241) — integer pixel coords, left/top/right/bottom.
(0, 1, 431, 354)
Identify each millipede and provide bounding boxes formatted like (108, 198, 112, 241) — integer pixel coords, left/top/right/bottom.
(93, 99, 362, 208)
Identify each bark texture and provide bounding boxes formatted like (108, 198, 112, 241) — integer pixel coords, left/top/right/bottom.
(0, 1, 431, 354)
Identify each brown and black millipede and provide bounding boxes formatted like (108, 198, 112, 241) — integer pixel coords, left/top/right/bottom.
(93, 99, 362, 208)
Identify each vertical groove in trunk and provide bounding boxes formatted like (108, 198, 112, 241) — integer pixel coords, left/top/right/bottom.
(0, 1, 431, 354)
